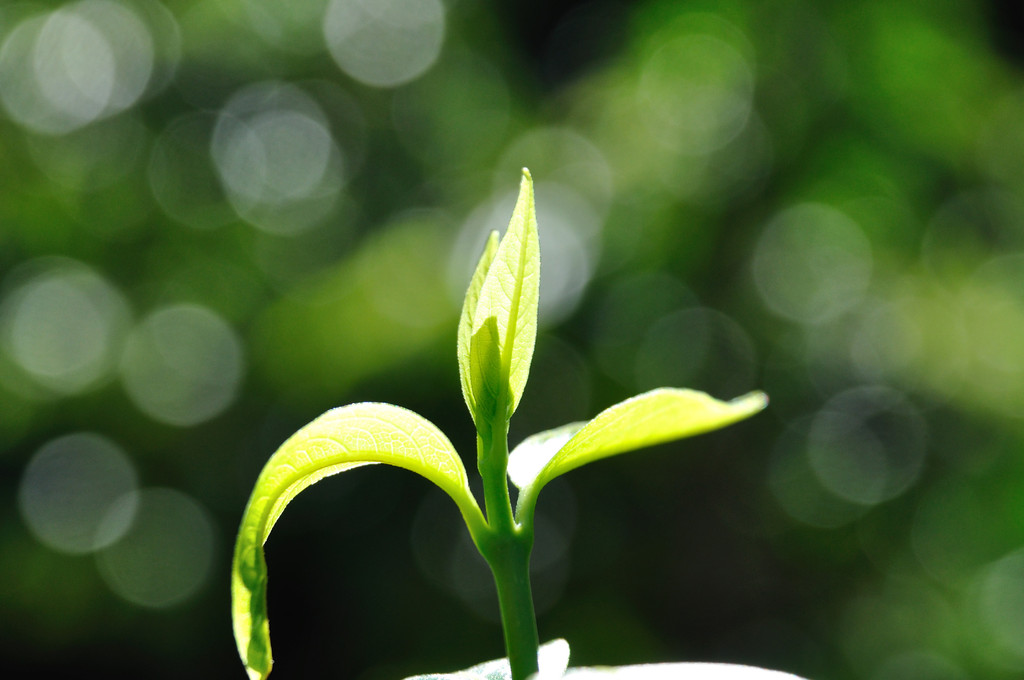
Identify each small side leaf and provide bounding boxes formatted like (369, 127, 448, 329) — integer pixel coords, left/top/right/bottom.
(516, 389, 767, 511)
(232, 403, 484, 680)
(469, 169, 539, 419)
(459, 230, 500, 423)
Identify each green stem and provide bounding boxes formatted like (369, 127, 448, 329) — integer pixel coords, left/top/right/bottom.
(488, 530, 539, 680)
(476, 417, 540, 680)
(479, 430, 516, 534)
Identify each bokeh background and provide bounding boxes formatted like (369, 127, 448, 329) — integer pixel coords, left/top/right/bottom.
(2, 0, 1024, 678)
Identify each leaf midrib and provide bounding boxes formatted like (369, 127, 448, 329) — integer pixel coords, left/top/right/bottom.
(501, 211, 531, 392)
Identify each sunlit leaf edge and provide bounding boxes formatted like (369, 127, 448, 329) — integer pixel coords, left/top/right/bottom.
(231, 402, 485, 680)
(470, 168, 539, 419)
(514, 389, 767, 512)
(459, 229, 500, 425)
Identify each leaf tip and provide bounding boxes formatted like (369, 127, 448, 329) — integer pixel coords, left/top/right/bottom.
(733, 390, 769, 414)
(521, 167, 532, 183)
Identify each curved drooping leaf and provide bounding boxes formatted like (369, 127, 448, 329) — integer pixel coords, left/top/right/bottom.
(467, 169, 539, 421)
(459, 229, 500, 424)
(232, 403, 485, 680)
(511, 389, 768, 514)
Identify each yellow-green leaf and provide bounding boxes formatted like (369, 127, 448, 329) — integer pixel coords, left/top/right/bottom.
(459, 230, 500, 424)
(231, 403, 485, 680)
(469, 169, 539, 420)
(468, 316, 503, 426)
(512, 389, 768, 515)
(507, 422, 585, 491)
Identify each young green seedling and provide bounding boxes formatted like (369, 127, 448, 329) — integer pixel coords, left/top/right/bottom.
(232, 169, 772, 680)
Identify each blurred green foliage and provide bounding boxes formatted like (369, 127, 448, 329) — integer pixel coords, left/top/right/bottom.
(2, 0, 1024, 679)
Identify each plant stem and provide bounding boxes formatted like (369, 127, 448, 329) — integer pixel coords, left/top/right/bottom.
(476, 420, 540, 680)
(488, 531, 539, 680)
(479, 429, 516, 534)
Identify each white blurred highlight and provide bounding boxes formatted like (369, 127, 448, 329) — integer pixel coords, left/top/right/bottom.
(753, 203, 873, 324)
(212, 82, 344, 234)
(0, 258, 130, 397)
(0, 1, 156, 134)
(324, 0, 445, 87)
(95, 488, 215, 608)
(119, 304, 244, 426)
(18, 433, 138, 554)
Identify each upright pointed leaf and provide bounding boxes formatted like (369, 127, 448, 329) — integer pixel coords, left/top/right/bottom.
(470, 169, 539, 419)
(514, 389, 768, 513)
(232, 403, 485, 680)
(459, 230, 500, 423)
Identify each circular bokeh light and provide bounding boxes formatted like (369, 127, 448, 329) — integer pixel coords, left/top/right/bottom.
(18, 433, 138, 554)
(119, 304, 244, 426)
(95, 488, 215, 608)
